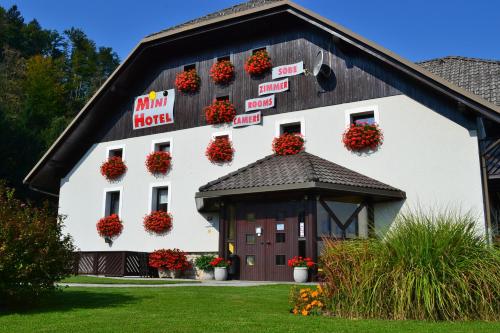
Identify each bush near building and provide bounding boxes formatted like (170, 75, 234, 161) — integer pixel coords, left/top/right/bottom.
(0, 182, 74, 305)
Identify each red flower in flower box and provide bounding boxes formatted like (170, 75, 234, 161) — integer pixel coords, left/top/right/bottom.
(143, 211, 173, 235)
(175, 69, 200, 93)
(342, 123, 383, 151)
(210, 59, 234, 84)
(96, 214, 123, 239)
(209, 257, 231, 267)
(148, 248, 191, 271)
(244, 50, 272, 76)
(287, 256, 315, 268)
(206, 136, 234, 163)
(100, 156, 127, 180)
(204, 99, 237, 125)
(272, 133, 305, 156)
(145, 151, 172, 174)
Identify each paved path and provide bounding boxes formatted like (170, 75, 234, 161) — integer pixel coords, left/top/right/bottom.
(58, 280, 316, 288)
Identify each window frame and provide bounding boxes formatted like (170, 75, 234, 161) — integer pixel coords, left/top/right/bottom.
(148, 182, 172, 214)
(106, 145, 125, 160)
(275, 117, 306, 137)
(102, 187, 123, 218)
(150, 137, 173, 154)
(344, 105, 379, 127)
(211, 130, 232, 140)
(251, 46, 268, 55)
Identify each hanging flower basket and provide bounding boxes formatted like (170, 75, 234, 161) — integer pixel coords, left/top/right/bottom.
(96, 214, 123, 239)
(244, 50, 272, 76)
(204, 100, 237, 125)
(272, 133, 305, 156)
(175, 69, 200, 93)
(206, 136, 234, 163)
(342, 123, 383, 151)
(210, 59, 234, 84)
(144, 211, 173, 235)
(149, 248, 191, 272)
(100, 156, 127, 180)
(145, 151, 172, 174)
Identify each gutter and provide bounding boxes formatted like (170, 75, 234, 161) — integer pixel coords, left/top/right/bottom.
(28, 185, 59, 198)
(476, 117, 492, 243)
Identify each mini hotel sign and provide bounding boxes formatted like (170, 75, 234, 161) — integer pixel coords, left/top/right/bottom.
(133, 89, 175, 130)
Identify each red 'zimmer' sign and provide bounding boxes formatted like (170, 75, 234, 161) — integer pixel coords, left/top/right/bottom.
(245, 95, 275, 112)
(233, 111, 261, 128)
(272, 61, 304, 79)
(258, 78, 289, 96)
(133, 89, 175, 130)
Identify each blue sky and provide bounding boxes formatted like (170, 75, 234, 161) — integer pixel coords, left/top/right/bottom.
(1, 0, 498, 62)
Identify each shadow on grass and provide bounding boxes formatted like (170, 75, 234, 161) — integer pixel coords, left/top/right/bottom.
(0, 288, 141, 315)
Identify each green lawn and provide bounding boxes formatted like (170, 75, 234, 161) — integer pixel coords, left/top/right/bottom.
(60, 275, 199, 285)
(0, 285, 498, 333)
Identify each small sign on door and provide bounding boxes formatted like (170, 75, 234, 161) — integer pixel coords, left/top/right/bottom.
(299, 222, 305, 238)
(276, 223, 285, 231)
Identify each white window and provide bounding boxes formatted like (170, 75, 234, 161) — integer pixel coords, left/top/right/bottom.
(275, 118, 305, 136)
(151, 138, 172, 153)
(106, 145, 125, 159)
(149, 182, 171, 213)
(345, 105, 379, 126)
(211, 131, 232, 140)
(102, 187, 122, 217)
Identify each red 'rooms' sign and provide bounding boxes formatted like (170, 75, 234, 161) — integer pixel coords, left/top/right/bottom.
(245, 95, 275, 112)
(133, 89, 175, 130)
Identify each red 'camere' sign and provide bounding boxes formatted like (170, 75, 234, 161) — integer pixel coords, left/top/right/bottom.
(133, 89, 175, 130)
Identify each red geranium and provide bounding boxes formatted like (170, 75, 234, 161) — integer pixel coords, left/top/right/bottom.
(149, 249, 191, 271)
(175, 69, 200, 93)
(204, 99, 237, 124)
(287, 256, 314, 268)
(272, 133, 305, 156)
(143, 211, 173, 235)
(244, 50, 272, 76)
(96, 214, 123, 239)
(342, 123, 383, 151)
(100, 156, 127, 180)
(206, 136, 234, 163)
(210, 59, 234, 84)
(145, 151, 172, 174)
(210, 257, 231, 268)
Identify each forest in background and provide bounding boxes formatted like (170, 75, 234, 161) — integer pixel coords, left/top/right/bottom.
(0, 5, 120, 202)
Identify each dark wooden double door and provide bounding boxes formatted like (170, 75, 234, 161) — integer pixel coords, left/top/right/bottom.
(235, 202, 299, 281)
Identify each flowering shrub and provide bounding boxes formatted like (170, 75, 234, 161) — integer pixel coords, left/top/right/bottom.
(206, 136, 234, 163)
(244, 50, 272, 76)
(210, 257, 231, 268)
(289, 285, 326, 316)
(272, 133, 305, 156)
(143, 211, 173, 235)
(145, 151, 172, 174)
(342, 123, 383, 151)
(149, 248, 191, 271)
(96, 214, 123, 239)
(175, 69, 200, 93)
(210, 59, 234, 84)
(100, 156, 127, 180)
(204, 99, 237, 124)
(288, 256, 315, 268)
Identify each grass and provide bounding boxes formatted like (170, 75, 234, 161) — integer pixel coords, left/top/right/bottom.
(60, 275, 199, 285)
(0, 285, 498, 333)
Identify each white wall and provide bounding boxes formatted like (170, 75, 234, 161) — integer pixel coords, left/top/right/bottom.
(58, 94, 485, 252)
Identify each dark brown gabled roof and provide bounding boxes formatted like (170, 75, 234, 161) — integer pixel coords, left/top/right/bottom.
(197, 152, 405, 199)
(418, 56, 500, 106)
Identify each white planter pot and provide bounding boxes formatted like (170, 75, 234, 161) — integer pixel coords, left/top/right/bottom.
(293, 267, 309, 283)
(201, 269, 214, 280)
(158, 268, 182, 279)
(214, 267, 228, 281)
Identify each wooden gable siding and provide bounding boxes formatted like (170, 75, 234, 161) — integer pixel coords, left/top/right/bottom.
(94, 17, 475, 144)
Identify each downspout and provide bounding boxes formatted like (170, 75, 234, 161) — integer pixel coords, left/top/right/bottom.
(476, 117, 492, 243)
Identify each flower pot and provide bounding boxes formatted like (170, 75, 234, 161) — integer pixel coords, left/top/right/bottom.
(158, 268, 182, 279)
(214, 267, 228, 281)
(293, 267, 309, 283)
(201, 269, 214, 280)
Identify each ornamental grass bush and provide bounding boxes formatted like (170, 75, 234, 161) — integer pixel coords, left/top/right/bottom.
(0, 182, 74, 306)
(319, 210, 500, 321)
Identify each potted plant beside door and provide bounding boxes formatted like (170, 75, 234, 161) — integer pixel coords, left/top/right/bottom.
(210, 257, 231, 281)
(194, 254, 216, 280)
(288, 256, 315, 283)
